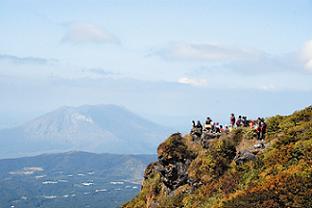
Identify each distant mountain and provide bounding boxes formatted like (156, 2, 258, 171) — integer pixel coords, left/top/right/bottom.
(0, 104, 171, 158)
(0, 151, 156, 208)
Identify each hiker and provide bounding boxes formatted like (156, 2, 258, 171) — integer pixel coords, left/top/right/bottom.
(192, 120, 196, 128)
(204, 117, 212, 130)
(260, 119, 267, 141)
(249, 120, 255, 128)
(191, 120, 202, 140)
(211, 122, 216, 132)
(220, 125, 224, 132)
(230, 113, 236, 127)
(236, 115, 242, 127)
(205, 117, 212, 125)
(215, 123, 221, 133)
(256, 123, 261, 140)
(196, 120, 203, 131)
(224, 125, 230, 133)
(242, 116, 248, 127)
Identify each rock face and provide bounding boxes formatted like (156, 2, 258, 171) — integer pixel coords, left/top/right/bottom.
(157, 133, 196, 191)
(123, 106, 312, 208)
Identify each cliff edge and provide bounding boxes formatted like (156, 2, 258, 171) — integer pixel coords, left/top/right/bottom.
(123, 106, 312, 208)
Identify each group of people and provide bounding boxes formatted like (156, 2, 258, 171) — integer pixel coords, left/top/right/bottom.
(192, 119, 228, 135)
(230, 114, 249, 128)
(191, 113, 267, 141)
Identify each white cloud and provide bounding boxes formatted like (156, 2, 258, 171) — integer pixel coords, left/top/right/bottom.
(302, 40, 312, 72)
(155, 42, 262, 62)
(0, 54, 56, 65)
(178, 77, 208, 87)
(9, 167, 44, 175)
(152, 42, 308, 75)
(0, 54, 119, 80)
(62, 23, 120, 44)
(257, 84, 277, 91)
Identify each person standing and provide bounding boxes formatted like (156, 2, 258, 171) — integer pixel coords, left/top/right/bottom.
(230, 113, 236, 127)
(260, 119, 267, 141)
(256, 123, 261, 140)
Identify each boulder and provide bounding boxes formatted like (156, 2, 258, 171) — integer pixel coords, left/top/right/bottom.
(234, 150, 257, 165)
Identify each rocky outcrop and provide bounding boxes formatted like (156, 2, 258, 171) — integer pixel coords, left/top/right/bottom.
(156, 133, 196, 191)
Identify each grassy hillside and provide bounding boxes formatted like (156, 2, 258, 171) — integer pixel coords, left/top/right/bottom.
(123, 106, 312, 208)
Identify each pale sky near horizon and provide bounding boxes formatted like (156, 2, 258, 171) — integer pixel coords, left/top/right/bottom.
(0, 0, 312, 128)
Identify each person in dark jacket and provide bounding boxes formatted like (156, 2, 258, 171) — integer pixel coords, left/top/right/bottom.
(205, 117, 212, 125)
(242, 116, 248, 127)
(196, 120, 203, 131)
(256, 124, 261, 140)
(260, 119, 267, 141)
(230, 113, 236, 127)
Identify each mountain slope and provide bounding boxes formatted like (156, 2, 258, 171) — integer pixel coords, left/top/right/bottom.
(0, 104, 171, 158)
(0, 151, 156, 208)
(123, 106, 312, 208)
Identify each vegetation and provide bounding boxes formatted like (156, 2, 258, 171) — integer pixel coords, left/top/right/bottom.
(123, 106, 312, 208)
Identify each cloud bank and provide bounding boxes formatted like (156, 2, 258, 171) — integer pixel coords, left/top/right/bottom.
(154, 42, 263, 62)
(62, 23, 120, 45)
(0, 54, 55, 65)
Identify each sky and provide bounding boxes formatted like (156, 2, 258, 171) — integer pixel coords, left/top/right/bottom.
(0, 0, 312, 129)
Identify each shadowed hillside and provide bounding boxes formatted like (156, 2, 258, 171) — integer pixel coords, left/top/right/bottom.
(123, 106, 312, 208)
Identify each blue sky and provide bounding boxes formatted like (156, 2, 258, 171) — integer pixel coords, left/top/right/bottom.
(0, 0, 312, 128)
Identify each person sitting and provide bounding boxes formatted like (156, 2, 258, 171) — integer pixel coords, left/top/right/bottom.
(220, 125, 224, 133)
(205, 117, 212, 125)
(249, 120, 255, 128)
(204, 118, 212, 130)
(215, 123, 221, 133)
(224, 125, 230, 133)
(191, 120, 203, 139)
(236, 115, 242, 127)
(211, 122, 216, 132)
(196, 120, 203, 131)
